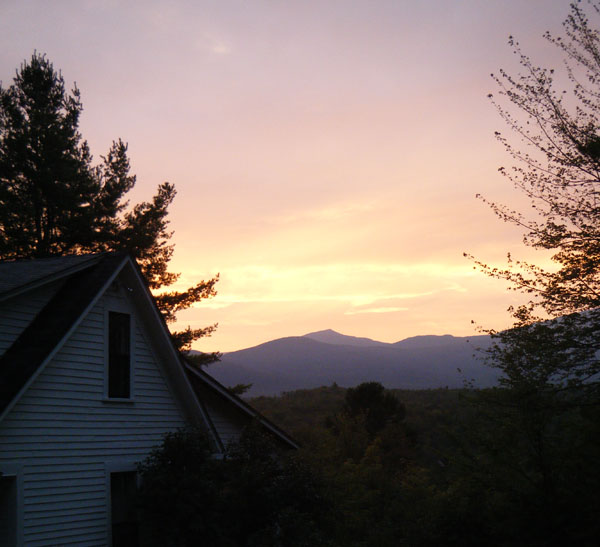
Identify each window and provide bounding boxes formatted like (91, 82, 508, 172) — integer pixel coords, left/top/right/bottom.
(110, 471, 139, 547)
(108, 312, 131, 399)
(0, 476, 17, 547)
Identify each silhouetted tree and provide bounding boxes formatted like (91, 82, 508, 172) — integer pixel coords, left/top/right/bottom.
(468, 0, 600, 412)
(459, 322, 600, 545)
(469, 1, 600, 359)
(137, 426, 329, 546)
(0, 53, 218, 356)
(342, 381, 405, 439)
(464, 3, 600, 543)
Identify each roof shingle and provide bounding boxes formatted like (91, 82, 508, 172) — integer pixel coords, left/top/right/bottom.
(0, 253, 104, 298)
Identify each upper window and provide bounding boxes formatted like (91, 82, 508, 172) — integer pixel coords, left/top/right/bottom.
(108, 311, 131, 399)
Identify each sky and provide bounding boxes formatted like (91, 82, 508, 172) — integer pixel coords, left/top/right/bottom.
(0, 0, 575, 352)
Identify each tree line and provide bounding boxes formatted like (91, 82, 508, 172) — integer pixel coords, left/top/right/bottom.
(139, 379, 600, 545)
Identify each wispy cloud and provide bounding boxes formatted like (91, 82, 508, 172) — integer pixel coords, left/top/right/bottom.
(195, 32, 233, 56)
(200, 294, 422, 308)
(187, 264, 471, 311)
(197, 301, 233, 310)
(210, 41, 231, 55)
(272, 199, 381, 224)
(345, 306, 409, 315)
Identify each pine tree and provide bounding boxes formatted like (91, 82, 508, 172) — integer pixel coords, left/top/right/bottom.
(0, 53, 218, 358)
(0, 53, 97, 257)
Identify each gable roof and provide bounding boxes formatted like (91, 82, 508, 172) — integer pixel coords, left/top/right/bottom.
(0, 253, 104, 301)
(0, 252, 129, 416)
(0, 252, 297, 450)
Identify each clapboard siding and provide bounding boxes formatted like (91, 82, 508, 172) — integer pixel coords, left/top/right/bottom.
(25, 476, 105, 490)
(202, 391, 245, 448)
(7, 409, 183, 421)
(25, 528, 107, 547)
(27, 508, 105, 525)
(0, 284, 188, 546)
(0, 281, 63, 354)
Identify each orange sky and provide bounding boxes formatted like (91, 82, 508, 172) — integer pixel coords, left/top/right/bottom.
(1, 0, 571, 351)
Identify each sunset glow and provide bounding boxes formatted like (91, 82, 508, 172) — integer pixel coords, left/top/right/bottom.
(1, 0, 569, 351)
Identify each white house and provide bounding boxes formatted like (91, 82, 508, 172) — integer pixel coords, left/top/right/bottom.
(0, 252, 296, 547)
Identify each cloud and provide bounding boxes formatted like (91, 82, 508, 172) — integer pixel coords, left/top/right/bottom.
(194, 32, 233, 56)
(183, 263, 471, 312)
(210, 42, 231, 55)
(345, 306, 409, 315)
(272, 199, 381, 224)
(197, 300, 233, 310)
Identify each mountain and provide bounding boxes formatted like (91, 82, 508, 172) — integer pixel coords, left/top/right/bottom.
(304, 329, 390, 348)
(203, 330, 498, 396)
(394, 334, 466, 349)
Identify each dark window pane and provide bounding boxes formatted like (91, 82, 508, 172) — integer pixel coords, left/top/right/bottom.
(111, 471, 139, 547)
(109, 312, 130, 398)
(0, 476, 17, 547)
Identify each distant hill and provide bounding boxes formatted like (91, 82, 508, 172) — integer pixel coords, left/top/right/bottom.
(202, 330, 498, 396)
(393, 334, 466, 349)
(304, 329, 390, 348)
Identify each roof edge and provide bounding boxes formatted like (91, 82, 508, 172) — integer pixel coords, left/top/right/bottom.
(119, 257, 226, 452)
(184, 362, 299, 450)
(0, 253, 106, 303)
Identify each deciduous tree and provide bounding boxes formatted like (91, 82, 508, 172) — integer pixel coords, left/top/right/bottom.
(470, 0, 600, 390)
(464, 4, 600, 542)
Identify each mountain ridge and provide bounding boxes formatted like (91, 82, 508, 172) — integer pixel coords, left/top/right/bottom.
(303, 329, 391, 348)
(201, 329, 497, 396)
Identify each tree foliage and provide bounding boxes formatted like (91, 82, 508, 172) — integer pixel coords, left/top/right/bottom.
(343, 382, 405, 433)
(0, 53, 97, 258)
(137, 426, 329, 547)
(463, 3, 600, 543)
(0, 53, 217, 355)
(316, 383, 416, 546)
(472, 1, 600, 320)
(253, 383, 600, 546)
(467, 1, 600, 391)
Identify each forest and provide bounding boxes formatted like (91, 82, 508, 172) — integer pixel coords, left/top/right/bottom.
(137, 382, 600, 545)
(247, 383, 600, 546)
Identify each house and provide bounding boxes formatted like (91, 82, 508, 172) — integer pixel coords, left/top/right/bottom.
(0, 252, 296, 546)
